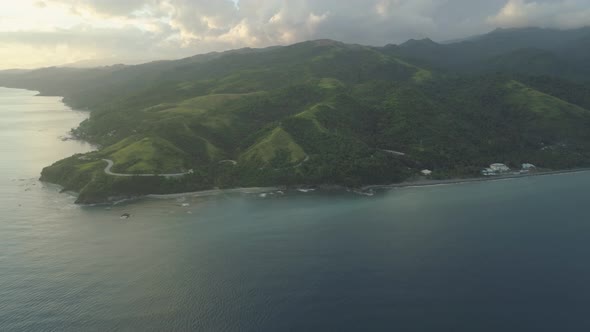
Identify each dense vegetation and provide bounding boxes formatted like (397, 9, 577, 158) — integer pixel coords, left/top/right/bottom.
(1, 28, 590, 203)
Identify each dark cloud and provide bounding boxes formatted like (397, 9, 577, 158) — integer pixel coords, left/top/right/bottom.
(47, 0, 590, 45)
(488, 0, 590, 29)
(3, 0, 590, 67)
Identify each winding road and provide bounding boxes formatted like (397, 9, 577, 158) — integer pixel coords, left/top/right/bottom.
(273, 155, 310, 171)
(101, 153, 309, 178)
(102, 159, 192, 178)
(218, 160, 238, 165)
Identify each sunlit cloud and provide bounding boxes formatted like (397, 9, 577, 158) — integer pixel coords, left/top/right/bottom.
(0, 0, 588, 69)
(488, 0, 590, 29)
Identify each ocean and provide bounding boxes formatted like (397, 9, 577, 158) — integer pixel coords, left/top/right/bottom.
(2, 87, 590, 331)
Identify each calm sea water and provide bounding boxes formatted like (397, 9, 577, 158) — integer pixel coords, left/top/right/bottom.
(2, 87, 590, 331)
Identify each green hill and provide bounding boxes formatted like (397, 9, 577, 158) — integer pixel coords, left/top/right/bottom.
(2, 33, 590, 203)
(385, 27, 590, 82)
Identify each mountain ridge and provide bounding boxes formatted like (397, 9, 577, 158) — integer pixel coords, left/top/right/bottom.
(1, 27, 590, 203)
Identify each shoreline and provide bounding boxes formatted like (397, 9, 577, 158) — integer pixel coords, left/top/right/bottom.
(11, 86, 590, 203)
(130, 167, 590, 203)
(14, 84, 588, 204)
(362, 167, 590, 192)
(6, 87, 590, 204)
(64, 187, 286, 206)
(146, 187, 284, 199)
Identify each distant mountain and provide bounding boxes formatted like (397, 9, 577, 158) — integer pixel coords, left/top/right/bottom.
(399, 38, 440, 48)
(384, 26, 590, 80)
(1, 28, 590, 203)
(59, 58, 149, 68)
(479, 48, 579, 78)
(0, 69, 30, 74)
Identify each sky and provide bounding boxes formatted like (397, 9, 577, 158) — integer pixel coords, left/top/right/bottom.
(0, 0, 589, 69)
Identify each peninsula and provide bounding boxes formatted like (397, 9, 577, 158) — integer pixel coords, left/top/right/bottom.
(2, 27, 590, 204)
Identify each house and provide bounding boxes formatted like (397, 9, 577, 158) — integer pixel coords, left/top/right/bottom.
(421, 169, 433, 176)
(490, 163, 510, 172)
(482, 168, 495, 176)
(482, 163, 510, 176)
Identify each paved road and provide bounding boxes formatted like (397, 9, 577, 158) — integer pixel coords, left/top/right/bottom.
(102, 159, 191, 178)
(218, 160, 238, 165)
(380, 149, 406, 156)
(273, 155, 310, 171)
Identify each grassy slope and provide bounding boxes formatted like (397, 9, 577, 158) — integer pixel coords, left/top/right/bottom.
(503, 80, 590, 150)
(107, 137, 188, 173)
(241, 127, 306, 166)
(505, 81, 590, 118)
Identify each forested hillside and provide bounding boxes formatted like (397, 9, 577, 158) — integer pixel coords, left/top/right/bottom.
(1, 28, 590, 203)
(385, 27, 590, 81)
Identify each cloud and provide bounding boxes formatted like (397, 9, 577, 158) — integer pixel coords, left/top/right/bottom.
(489, 0, 590, 29)
(0, 23, 179, 68)
(26, 0, 453, 58)
(45, 0, 155, 17)
(39, 0, 451, 47)
(173, 0, 454, 47)
(1, 0, 589, 68)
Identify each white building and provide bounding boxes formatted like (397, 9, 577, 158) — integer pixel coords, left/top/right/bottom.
(482, 168, 495, 176)
(490, 163, 510, 172)
(482, 163, 511, 176)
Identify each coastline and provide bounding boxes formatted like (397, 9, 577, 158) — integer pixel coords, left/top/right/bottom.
(12, 86, 589, 204)
(7, 87, 590, 204)
(362, 168, 590, 192)
(146, 187, 284, 199)
(124, 167, 590, 203)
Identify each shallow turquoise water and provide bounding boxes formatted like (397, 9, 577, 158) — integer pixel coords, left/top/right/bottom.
(2, 87, 590, 331)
